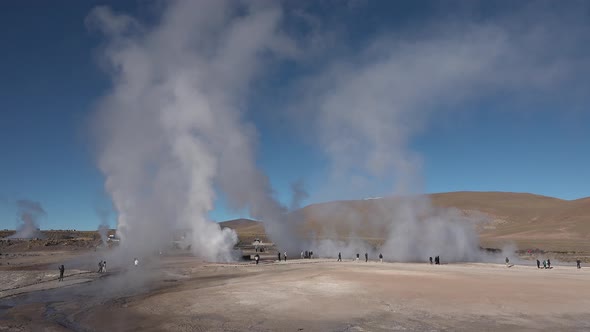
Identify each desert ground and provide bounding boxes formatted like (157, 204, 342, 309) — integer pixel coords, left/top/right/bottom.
(2, 192, 590, 331)
(1, 247, 590, 332)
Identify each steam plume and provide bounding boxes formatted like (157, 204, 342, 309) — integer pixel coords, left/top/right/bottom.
(88, 0, 300, 260)
(9, 199, 45, 239)
(87, 2, 590, 262)
(296, 4, 590, 262)
(95, 206, 110, 247)
(290, 180, 309, 211)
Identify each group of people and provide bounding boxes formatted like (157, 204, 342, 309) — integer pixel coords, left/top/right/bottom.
(98, 260, 107, 273)
(257, 249, 585, 270)
(301, 250, 314, 259)
(536, 259, 552, 269)
(58, 257, 142, 281)
(533, 258, 583, 269)
(277, 252, 288, 262)
(346, 252, 383, 262)
(268, 250, 388, 263)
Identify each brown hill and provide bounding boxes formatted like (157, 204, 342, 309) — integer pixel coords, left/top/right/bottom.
(219, 218, 266, 244)
(220, 192, 590, 252)
(429, 192, 590, 251)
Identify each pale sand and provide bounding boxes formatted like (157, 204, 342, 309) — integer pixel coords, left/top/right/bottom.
(1, 256, 590, 331)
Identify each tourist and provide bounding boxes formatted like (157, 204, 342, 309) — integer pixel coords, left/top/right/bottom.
(338, 252, 342, 262)
(379, 253, 383, 263)
(58, 265, 65, 282)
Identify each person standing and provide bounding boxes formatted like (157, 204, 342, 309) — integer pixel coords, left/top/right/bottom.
(277, 252, 281, 262)
(505, 257, 509, 267)
(103, 261, 107, 273)
(536, 259, 541, 269)
(365, 253, 368, 262)
(301, 251, 304, 259)
(337, 252, 342, 262)
(547, 259, 551, 269)
(98, 260, 103, 273)
(255, 254, 260, 265)
(356, 253, 359, 262)
(429, 257, 433, 265)
(284, 252, 287, 262)
(58, 265, 65, 282)
(379, 253, 383, 263)
(577, 259, 581, 269)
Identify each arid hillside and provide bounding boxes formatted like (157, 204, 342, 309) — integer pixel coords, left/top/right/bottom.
(430, 192, 590, 251)
(2, 192, 587, 254)
(220, 192, 590, 252)
(0, 230, 114, 253)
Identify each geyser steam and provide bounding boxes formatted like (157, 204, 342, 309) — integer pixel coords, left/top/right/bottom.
(95, 206, 110, 247)
(10, 199, 45, 239)
(87, 2, 588, 262)
(88, 0, 300, 260)
(295, 4, 589, 262)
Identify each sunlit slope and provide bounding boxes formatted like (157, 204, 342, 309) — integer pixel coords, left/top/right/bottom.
(220, 192, 590, 252)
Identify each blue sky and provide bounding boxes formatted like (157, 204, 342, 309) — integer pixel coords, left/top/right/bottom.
(1, 1, 589, 231)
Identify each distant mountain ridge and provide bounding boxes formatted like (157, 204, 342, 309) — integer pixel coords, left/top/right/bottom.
(219, 191, 590, 252)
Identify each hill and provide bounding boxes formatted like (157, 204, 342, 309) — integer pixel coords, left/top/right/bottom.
(219, 218, 266, 244)
(219, 192, 590, 252)
(430, 192, 590, 251)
